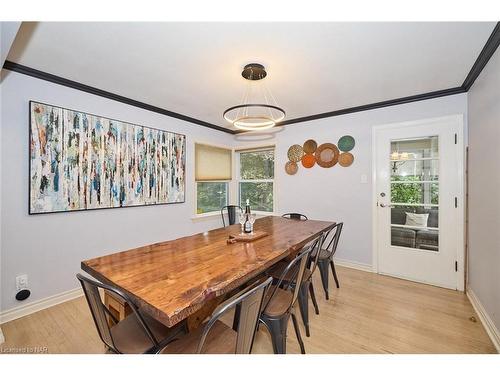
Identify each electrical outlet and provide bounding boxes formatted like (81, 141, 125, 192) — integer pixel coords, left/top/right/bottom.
(16, 274, 28, 291)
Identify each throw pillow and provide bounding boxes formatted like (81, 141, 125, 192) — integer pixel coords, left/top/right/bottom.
(405, 212, 429, 227)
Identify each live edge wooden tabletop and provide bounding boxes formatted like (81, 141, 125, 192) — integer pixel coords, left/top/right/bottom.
(81, 216, 335, 327)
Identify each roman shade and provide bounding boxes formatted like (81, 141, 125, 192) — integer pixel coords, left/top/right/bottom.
(195, 143, 232, 181)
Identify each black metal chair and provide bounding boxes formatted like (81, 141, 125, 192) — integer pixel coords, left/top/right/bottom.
(259, 246, 313, 354)
(266, 233, 325, 337)
(282, 213, 308, 220)
(316, 222, 344, 299)
(77, 273, 186, 354)
(297, 233, 324, 336)
(161, 277, 272, 354)
(221, 205, 243, 227)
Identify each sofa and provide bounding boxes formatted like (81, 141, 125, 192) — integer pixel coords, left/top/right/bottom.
(391, 207, 439, 251)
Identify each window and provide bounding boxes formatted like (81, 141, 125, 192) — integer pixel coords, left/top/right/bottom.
(196, 182, 228, 214)
(237, 148, 274, 212)
(195, 144, 232, 214)
(390, 136, 439, 251)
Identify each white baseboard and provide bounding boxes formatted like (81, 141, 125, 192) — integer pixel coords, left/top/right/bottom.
(0, 287, 83, 325)
(0, 327, 4, 344)
(467, 287, 500, 353)
(333, 257, 373, 273)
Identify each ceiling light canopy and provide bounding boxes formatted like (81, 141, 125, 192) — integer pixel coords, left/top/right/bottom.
(223, 63, 285, 131)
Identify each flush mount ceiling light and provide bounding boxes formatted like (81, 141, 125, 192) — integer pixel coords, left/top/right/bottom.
(223, 63, 285, 131)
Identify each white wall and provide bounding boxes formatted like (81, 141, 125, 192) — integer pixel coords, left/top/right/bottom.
(0, 69, 469, 315)
(233, 94, 468, 267)
(0, 71, 232, 312)
(0, 22, 21, 339)
(467, 47, 500, 334)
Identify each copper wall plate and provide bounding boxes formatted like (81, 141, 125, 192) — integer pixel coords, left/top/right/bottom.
(287, 144, 304, 162)
(285, 161, 298, 175)
(315, 143, 339, 168)
(303, 139, 318, 154)
(338, 152, 354, 167)
(301, 154, 316, 168)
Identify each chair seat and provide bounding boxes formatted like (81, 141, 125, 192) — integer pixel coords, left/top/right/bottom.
(111, 309, 184, 354)
(267, 260, 312, 283)
(311, 248, 331, 261)
(161, 320, 236, 354)
(263, 287, 294, 317)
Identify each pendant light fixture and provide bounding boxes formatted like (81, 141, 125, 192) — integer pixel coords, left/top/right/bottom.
(223, 63, 285, 131)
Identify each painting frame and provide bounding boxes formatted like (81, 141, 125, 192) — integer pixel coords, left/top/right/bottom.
(28, 100, 186, 215)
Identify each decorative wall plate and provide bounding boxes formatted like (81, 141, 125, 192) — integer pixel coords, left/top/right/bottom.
(338, 152, 354, 167)
(315, 143, 339, 168)
(287, 144, 304, 162)
(338, 135, 355, 152)
(303, 139, 318, 154)
(301, 154, 316, 168)
(285, 161, 298, 175)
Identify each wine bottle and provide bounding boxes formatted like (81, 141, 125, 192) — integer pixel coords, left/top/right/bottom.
(244, 199, 252, 234)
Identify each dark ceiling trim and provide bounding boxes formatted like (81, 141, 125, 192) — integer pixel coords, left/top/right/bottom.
(2, 60, 233, 134)
(3, 22, 499, 134)
(462, 22, 500, 91)
(276, 87, 466, 127)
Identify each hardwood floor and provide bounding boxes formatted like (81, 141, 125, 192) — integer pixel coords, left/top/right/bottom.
(0, 266, 496, 354)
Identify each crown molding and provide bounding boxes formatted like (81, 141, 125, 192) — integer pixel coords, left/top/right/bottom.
(276, 87, 466, 127)
(462, 22, 500, 91)
(2, 61, 233, 134)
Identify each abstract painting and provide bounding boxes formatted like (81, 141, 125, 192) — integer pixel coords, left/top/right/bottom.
(29, 101, 186, 214)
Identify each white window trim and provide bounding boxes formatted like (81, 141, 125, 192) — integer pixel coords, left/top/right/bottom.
(191, 210, 222, 221)
(192, 142, 277, 219)
(193, 140, 234, 219)
(235, 147, 277, 215)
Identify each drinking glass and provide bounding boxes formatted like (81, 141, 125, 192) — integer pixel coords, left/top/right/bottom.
(249, 214, 256, 233)
(238, 212, 246, 233)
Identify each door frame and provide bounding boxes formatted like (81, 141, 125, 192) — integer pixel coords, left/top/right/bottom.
(371, 115, 466, 291)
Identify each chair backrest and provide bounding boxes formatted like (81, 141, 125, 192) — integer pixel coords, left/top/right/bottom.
(76, 273, 159, 353)
(322, 222, 344, 259)
(282, 213, 308, 220)
(221, 205, 243, 227)
(307, 232, 326, 279)
(196, 277, 273, 354)
(263, 246, 314, 315)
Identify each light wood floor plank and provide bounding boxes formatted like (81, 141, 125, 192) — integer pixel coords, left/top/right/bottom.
(0, 266, 496, 354)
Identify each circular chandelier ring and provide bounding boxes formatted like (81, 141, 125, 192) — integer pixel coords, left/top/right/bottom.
(233, 122, 277, 132)
(233, 116, 276, 131)
(223, 103, 286, 124)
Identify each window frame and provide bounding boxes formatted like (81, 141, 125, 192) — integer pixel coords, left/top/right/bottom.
(236, 147, 276, 214)
(193, 142, 233, 218)
(195, 180, 230, 216)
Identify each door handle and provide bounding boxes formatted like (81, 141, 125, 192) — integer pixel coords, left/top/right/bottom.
(379, 203, 393, 208)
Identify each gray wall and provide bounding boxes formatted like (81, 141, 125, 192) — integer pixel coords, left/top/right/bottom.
(233, 94, 468, 267)
(0, 71, 232, 312)
(467, 47, 500, 332)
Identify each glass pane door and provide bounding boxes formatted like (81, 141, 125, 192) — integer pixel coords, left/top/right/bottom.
(390, 136, 439, 251)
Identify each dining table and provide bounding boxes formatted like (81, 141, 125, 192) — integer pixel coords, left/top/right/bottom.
(81, 215, 336, 329)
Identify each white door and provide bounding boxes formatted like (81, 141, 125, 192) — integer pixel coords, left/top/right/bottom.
(374, 116, 464, 290)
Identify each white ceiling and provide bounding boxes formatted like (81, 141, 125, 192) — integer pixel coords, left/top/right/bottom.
(7, 22, 496, 130)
